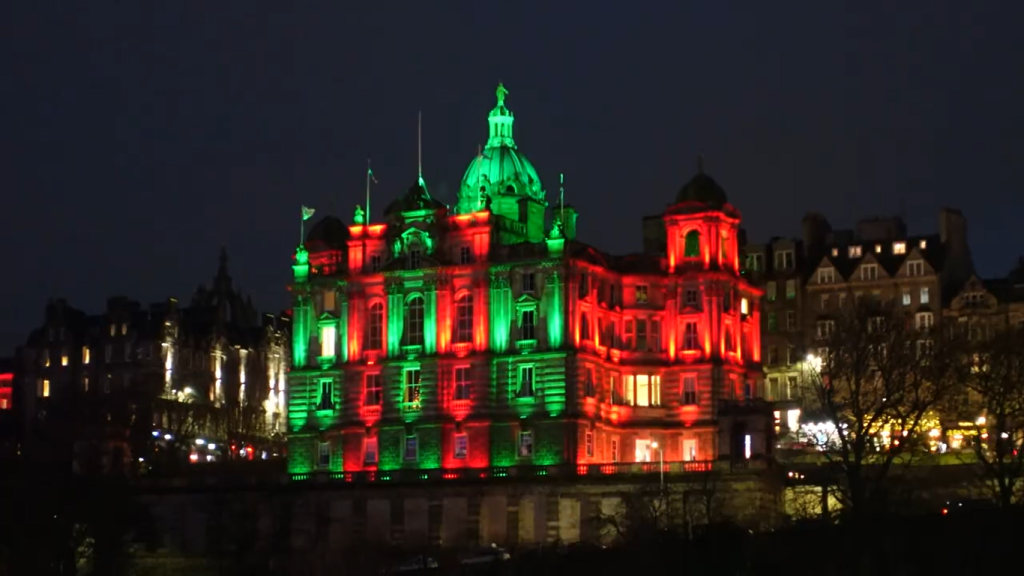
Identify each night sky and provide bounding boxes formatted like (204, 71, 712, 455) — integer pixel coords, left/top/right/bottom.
(3, 1, 1023, 352)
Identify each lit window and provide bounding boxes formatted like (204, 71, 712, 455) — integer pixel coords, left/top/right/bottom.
(740, 298, 749, 315)
(404, 369, 421, 404)
(518, 431, 533, 457)
(919, 239, 928, 250)
(320, 325, 337, 357)
(611, 438, 619, 462)
(364, 373, 382, 406)
(121, 323, 127, 335)
(786, 280, 796, 299)
(454, 433, 468, 459)
(636, 375, 650, 407)
(365, 436, 378, 464)
(831, 247, 839, 257)
(404, 296, 424, 346)
(902, 290, 911, 306)
(920, 287, 930, 305)
(455, 293, 473, 344)
(766, 282, 777, 301)
(83, 376, 89, 392)
(636, 285, 649, 303)
(318, 442, 330, 468)
(683, 438, 698, 462)
(109, 324, 115, 337)
(39, 379, 50, 398)
(915, 312, 934, 331)
(41, 350, 49, 367)
(82, 346, 90, 365)
(323, 290, 337, 313)
(60, 349, 68, 367)
(874, 244, 882, 254)
(454, 366, 470, 400)
(893, 241, 906, 255)
(848, 246, 862, 258)
(367, 302, 384, 351)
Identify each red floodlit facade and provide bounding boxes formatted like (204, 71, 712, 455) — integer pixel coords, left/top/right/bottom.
(287, 85, 768, 479)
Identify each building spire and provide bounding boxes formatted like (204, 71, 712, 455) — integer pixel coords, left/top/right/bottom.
(417, 110, 424, 188)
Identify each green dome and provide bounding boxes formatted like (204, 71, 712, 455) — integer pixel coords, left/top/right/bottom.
(458, 83, 545, 212)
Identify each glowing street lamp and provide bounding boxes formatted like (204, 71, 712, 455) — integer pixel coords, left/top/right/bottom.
(651, 441, 664, 492)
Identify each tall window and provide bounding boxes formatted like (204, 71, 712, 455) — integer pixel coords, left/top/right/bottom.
(365, 436, 378, 464)
(364, 373, 382, 406)
(635, 285, 649, 303)
(318, 442, 331, 468)
(454, 366, 470, 400)
(520, 309, 536, 340)
(635, 319, 647, 351)
(459, 245, 472, 265)
(649, 320, 661, 352)
(584, 367, 596, 398)
(403, 369, 421, 404)
(320, 325, 336, 357)
(518, 366, 534, 397)
(521, 272, 535, 293)
(684, 230, 701, 258)
(683, 322, 699, 350)
(317, 378, 333, 411)
(920, 287, 930, 305)
(454, 433, 468, 459)
(455, 293, 473, 344)
(404, 296, 424, 346)
(367, 302, 384, 351)
(683, 375, 698, 405)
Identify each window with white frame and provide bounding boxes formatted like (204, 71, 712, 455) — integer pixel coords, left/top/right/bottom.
(320, 324, 336, 357)
(821, 294, 830, 310)
(893, 241, 906, 255)
(817, 267, 835, 284)
(849, 245, 862, 258)
(685, 288, 699, 307)
(920, 287, 930, 305)
(859, 264, 878, 281)
(404, 295, 424, 346)
(915, 312, 934, 331)
(906, 260, 924, 277)
(816, 320, 835, 339)
(585, 430, 594, 457)
(767, 281, 777, 301)
(624, 374, 661, 406)
(775, 250, 794, 269)
(455, 293, 473, 344)
(786, 280, 796, 299)
(902, 290, 911, 306)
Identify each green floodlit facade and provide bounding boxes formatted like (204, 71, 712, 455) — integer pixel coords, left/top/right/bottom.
(287, 84, 768, 480)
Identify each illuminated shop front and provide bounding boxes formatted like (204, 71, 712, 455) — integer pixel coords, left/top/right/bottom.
(286, 84, 767, 479)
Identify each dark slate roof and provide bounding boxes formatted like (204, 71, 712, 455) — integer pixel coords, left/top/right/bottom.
(675, 172, 728, 209)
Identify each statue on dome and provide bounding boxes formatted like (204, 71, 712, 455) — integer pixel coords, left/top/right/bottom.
(353, 204, 365, 225)
(549, 217, 565, 239)
(496, 82, 508, 106)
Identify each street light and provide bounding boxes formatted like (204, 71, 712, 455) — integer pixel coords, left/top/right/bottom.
(651, 441, 664, 492)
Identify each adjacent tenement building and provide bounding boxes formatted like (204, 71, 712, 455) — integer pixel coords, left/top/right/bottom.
(15, 251, 289, 474)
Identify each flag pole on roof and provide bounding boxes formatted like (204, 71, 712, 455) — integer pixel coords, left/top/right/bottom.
(301, 205, 315, 244)
(366, 159, 378, 224)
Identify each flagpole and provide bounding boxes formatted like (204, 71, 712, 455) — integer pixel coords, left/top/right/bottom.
(559, 173, 565, 227)
(366, 158, 372, 224)
(417, 111, 423, 187)
(300, 206, 305, 245)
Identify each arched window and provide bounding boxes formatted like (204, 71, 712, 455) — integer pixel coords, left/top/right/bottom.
(684, 230, 701, 258)
(367, 302, 384, 351)
(404, 296, 424, 346)
(455, 293, 473, 344)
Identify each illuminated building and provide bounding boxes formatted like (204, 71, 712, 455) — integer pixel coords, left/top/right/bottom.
(15, 251, 289, 474)
(287, 84, 768, 478)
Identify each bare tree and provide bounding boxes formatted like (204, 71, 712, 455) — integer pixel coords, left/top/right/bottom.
(593, 484, 680, 544)
(211, 402, 270, 458)
(967, 325, 1024, 507)
(803, 300, 967, 518)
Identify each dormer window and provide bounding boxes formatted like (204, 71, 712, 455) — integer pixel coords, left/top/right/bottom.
(874, 244, 882, 254)
(409, 249, 422, 269)
(893, 241, 906, 255)
(774, 250, 794, 270)
(860, 264, 878, 281)
(919, 239, 928, 250)
(817, 267, 836, 284)
(848, 246, 862, 258)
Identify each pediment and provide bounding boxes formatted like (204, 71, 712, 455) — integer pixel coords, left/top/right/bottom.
(808, 256, 842, 284)
(515, 293, 540, 306)
(851, 254, 889, 281)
